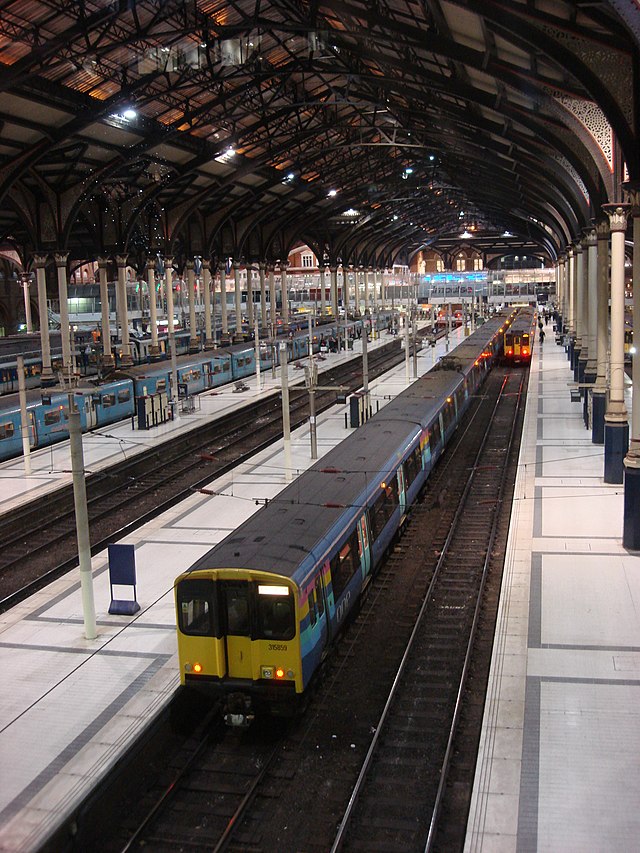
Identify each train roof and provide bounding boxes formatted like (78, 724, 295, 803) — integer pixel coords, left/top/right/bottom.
(185, 312, 508, 588)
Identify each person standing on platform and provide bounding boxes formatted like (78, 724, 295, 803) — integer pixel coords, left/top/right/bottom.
(539, 327, 545, 344)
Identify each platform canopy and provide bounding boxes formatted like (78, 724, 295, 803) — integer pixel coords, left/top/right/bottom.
(0, 1, 637, 268)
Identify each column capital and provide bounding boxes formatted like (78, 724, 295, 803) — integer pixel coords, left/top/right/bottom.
(115, 253, 128, 267)
(584, 228, 597, 247)
(201, 258, 211, 271)
(622, 181, 640, 212)
(566, 245, 575, 258)
(146, 257, 156, 271)
(164, 255, 174, 266)
(32, 253, 48, 268)
(97, 256, 110, 269)
(595, 218, 610, 240)
(185, 258, 194, 271)
(279, 260, 289, 271)
(602, 202, 631, 232)
(572, 240, 583, 254)
(232, 259, 241, 271)
(54, 252, 68, 267)
(258, 261, 267, 272)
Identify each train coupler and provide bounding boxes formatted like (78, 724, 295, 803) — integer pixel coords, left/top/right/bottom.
(223, 693, 255, 728)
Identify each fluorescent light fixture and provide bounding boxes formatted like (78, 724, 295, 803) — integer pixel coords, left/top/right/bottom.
(328, 188, 337, 196)
(258, 585, 289, 596)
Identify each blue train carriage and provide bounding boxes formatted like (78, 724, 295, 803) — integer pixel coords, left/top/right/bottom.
(174, 314, 507, 725)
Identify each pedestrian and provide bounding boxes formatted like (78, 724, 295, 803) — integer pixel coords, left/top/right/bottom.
(539, 328, 545, 344)
(81, 343, 90, 373)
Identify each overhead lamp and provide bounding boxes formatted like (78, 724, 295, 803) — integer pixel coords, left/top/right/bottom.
(502, 230, 513, 237)
(460, 229, 473, 239)
(226, 146, 236, 155)
(123, 108, 137, 120)
(328, 189, 337, 196)
(287, 172, 295, 180)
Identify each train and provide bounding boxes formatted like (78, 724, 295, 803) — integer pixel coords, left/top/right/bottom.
(173, 309, 514, 726)
(0, 315, 389, 463)
(503, 306, 536, 365)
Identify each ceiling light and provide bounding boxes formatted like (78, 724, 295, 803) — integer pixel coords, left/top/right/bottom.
(460, 229, 472, 239)
(328, 189, 337, 196)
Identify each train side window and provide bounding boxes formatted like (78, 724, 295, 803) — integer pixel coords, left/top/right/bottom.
(44, 410, 61, 426)
(330, 530, 360, 600)
(223, 361, 230, 371)
(308, 588, 317, 627)
(369, 475, 398, 541)
(0, 421, 15, 439)
(404, 444, 422, 487)
(256, 584, 295, 640)
(430, 419, 441, 451)
(315, 575, 325, 616)
(177, 578, 217, 637)
(156, 379, 167, 391)
(117, 389, 131, 403)
(102, 393, 115, 408)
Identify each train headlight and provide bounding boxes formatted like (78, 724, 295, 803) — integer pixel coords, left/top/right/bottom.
(630, 346, 636, 355)
(275, 667, 285, 679)
(193, 662, 203, 674)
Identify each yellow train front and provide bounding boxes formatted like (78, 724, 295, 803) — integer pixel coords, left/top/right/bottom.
(176, 568, 305, 725)
(503, 307, 536, 365)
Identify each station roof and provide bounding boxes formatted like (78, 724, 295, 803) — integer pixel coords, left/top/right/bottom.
(0, 1, 637, 269)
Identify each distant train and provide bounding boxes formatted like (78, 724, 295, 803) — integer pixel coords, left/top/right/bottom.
(0, 315, 389, 463)
(503, 306, 536, 365)
(173, 310, 513, 726)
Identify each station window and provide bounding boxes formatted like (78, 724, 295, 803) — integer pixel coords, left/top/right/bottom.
(369, 476, 398, 542)
(0, 422, 15, 440)
(302, 253, 315, 268)
(330, 531, 360, 600)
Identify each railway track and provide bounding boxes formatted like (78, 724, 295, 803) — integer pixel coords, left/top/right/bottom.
(0, 336, 424, 610)
(79, 362, 527, 853)
(331, 367, 525, 852)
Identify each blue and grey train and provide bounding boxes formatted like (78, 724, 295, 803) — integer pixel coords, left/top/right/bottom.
(174, 310, 512, 725)
(0, 314, 390, 462)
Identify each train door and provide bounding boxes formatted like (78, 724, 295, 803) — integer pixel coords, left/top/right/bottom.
(203, 361, 213, 388)
(222, 582, 253, 679)
(397, 466, 407, 515)
(357, 514, 371, 579)
(84, 396, 97, 429)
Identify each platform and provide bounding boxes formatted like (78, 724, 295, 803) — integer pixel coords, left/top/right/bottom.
(0, 323, 463, 852)
(465, 336, 640, 852)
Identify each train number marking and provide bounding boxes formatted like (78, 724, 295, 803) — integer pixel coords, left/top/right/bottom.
(268, 643, 288, 651)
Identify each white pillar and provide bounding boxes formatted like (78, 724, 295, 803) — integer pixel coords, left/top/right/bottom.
(330, 265, 338, 317)
(233, 260, 243, 341)
(246, 266, 254, 327)
(219, 263, 229, 338)
(319, 266, 326, 315)
(585, 230, 598, 379)
(146, 258, 159, 356)
(22, 274, 33, 333)
(54, 252, 71, 375)
(567, 246, 576, 335)
(280, 262, 289, 326)
(203, 259, 214, 348)
(186, 259, 198, 350)
(164, 256, 175, 335)
(259, 262, 267, 330)
(34, 254, 54, 384)
(268, 265, 277, 329)
(116, 255, 133, 366)
(97, 258, 114, 366)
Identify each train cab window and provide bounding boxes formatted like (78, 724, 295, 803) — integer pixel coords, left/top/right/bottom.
(213, 364, 221, 374)
(224, 583, 251, 636)
(178, 578, 217, 637)
(256, 584, 295, 640)
(330, 531, 360, 600)
(101, 393, 116, 408)
(156, 379, 167, 392)
(117, 389, 131, 403)
(223, 361, 230, 371)
(0, 422, 15, 440)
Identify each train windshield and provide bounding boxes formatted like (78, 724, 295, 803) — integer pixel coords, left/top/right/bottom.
(178, 578, 295, 641)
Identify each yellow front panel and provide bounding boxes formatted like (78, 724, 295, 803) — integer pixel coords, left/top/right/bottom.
(226, 635, 254, 679)
(177, 633, 226, 684)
